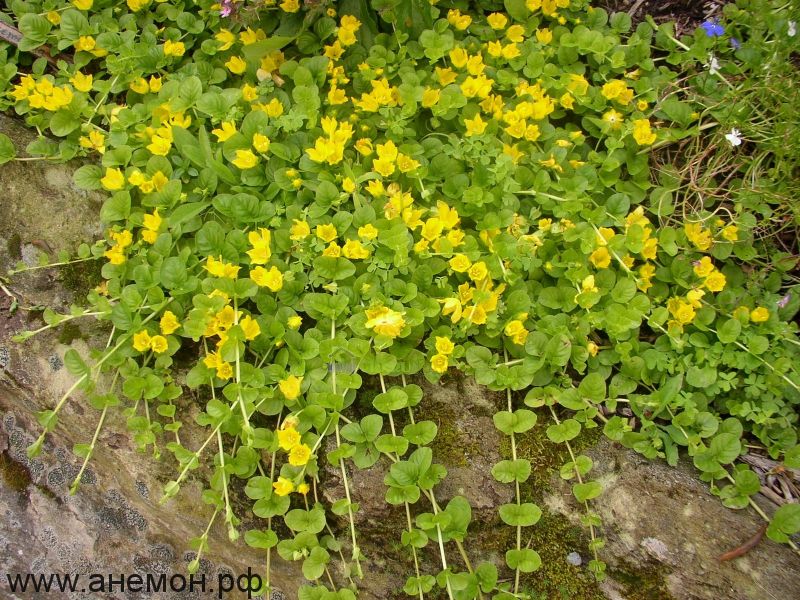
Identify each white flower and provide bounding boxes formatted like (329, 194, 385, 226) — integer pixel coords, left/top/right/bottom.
(789, 21, 797, 37)
(725, 128, 742, 147)
(707, 54, 721, 75)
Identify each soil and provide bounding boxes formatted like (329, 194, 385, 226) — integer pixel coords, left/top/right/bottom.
(599, 0, 726, 34)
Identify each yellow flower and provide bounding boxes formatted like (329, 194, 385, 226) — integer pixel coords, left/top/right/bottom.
(147, 134, 171, 156)
(216, 362, 233, 380)
(506, 24, 525, 43)
(289, 443, 312, 466)
(343, 239, 370, 259)
(447, 254, 470, 273)
(280, 0, 300, 12)
(159, 311, 180, 335)
(101, 167, 125, 191)
(278, 427, 301, 450)
(127, 0, 149, 10)
(212, 121, 237, 141)
(250, 266, 283, 292)
(587, 341, 599, 357)
(750, 307, 769, 322)
(141, 209, 161, 240)
(487, 13, 508, 29)
(355, 139, 373, 156)
(240, 315, 261, 340)
(581, 275, 598, 293)
(316, 223, 338, 243)
(130, 78, 149, 94)
(279, 375, 303, 400)
(322, 242, 342, 257)
(70, 72, 93, 92)
(75, 36, 97, 52)
(721, 225, 739, 241)
(602, 109, 623, 129)
(133, 330, 152, 352)
(358, 224, 379, 240)
(365, 306, 406, 338)
(468, 261, 488, 282)
(288, 315, 303, 330)
(249, 133, 270, 154)
(435, 336, 455, 355)
(447, 9, 472, 30)
(589, 247, 611, 269)
(536, 28, 553, 44)
(150, 335, 168, 354)
(79, 130, 106, 154)
(290, 219, 311, 240)
(204, 256, 240, 279)
(240, 28, 265, 46)
(685, 222, 712, 251)
(242, 84, 258, 102)
(430, 354, 449, 374)
(149, 76, 162, 92)
(601, 80, 630, 102)
(464, 114, 487, 137)
(422, 88, 441, 108)
(704, 271, 726, 292)
(273, 477, 294, 496)
(46, 11, 61, 24)
(693, 257, 715, 278)
(687, 288, 705, 308)
(215, 29, 236, 51)
(233, 149, 258, 170)
(225, 56, 247, 75)
(632, 119, 657, 145)
(297, 482, 310, 495)
(72, 0, 92, 10)
(163, 40, 185, 57)
(246, 228, 271, 264)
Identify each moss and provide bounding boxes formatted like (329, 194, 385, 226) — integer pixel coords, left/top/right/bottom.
(58, 321, 84, 344)
(59, 258, 103, 295)
(6, 232, 22, 260)
(0, 451, 32, 492)
(609, 561, 674, 600)
(477, 510, 605, 600)
(502, 410, 603, 496)
(413, 401, 479, 468)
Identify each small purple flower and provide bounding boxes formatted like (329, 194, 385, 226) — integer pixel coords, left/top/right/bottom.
(220, 0, 233, 17)
(730, 38, 741, 50)
(701, 19, 725, 38)
(777, 293, 791, 309)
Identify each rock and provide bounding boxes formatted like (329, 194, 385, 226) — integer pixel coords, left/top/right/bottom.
(567, 551, 583, 566)
(545, 438, 800, 600)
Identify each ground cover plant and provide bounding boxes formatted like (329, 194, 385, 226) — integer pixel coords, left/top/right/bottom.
(1, 0, 799, 597)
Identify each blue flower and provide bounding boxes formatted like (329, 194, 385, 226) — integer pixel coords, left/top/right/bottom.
(701, 20, 725, 37)
(730, 38, 741, 50)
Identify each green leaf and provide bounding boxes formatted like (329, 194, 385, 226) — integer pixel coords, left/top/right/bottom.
(717, 319, 741, 344)
(578, 373, 607, 403)
(373, 388, 408, 413)
(284, 507, 327, 534)
(49, 111, 80, 137)
(312, 256, 355, 280)
(244, 529, 278, 549)
(505, 548, 541, 573)
(498, 503, 542, 527)
(0, 134, 16, 165)
(63, 349, 89, 378)
(572, 481, 603, 502)
(493, 409, 537, 435)
(546, 419, 581, 443)
(766, 504, 800, 543)
(302, 546, 330, 580)
(403, 421, 438, 445)
(18, 14, 52, 50)
(491, 459, 532, 484)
